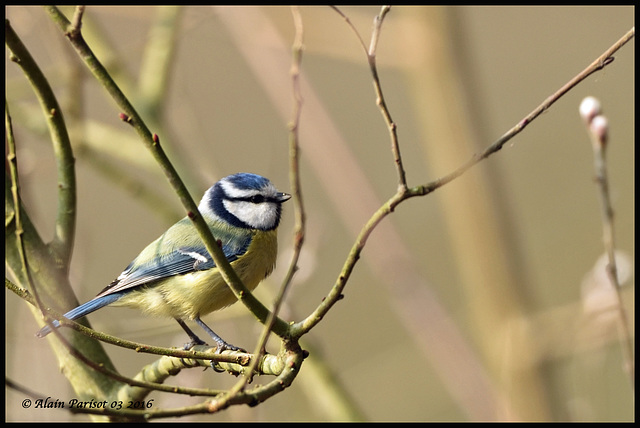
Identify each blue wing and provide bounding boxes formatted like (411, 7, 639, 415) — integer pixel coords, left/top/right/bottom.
(95, 229, 253, 298)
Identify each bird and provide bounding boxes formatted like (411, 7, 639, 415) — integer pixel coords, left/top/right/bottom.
(36, 172, 291, 353)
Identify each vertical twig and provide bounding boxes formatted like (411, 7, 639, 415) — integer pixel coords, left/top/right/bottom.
(580, 96, 634, 390)
(332, 6, 407, 189)
(368, 6, 407, 190)
(5, 101, 39, 322)
(232, 5, 308, 392)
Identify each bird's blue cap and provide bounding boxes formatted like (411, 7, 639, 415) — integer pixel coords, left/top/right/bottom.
(226, 173, 272, 190)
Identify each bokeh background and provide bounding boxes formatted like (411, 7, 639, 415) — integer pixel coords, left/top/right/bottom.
(5, 6, 634, 422)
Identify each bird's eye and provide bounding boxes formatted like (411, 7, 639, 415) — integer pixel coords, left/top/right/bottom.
(250, 195, 265, 204)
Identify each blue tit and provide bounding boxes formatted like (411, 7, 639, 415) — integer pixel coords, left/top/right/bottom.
(37, 172, 291, 352)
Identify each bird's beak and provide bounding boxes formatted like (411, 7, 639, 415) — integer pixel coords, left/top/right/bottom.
(278, 192, 292, 202)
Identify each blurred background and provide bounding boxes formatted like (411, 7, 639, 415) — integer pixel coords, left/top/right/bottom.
(5, 6, 634, 422)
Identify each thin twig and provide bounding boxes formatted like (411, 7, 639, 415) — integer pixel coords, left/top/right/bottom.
(332, 6, 407, 189)
(329, 6, 368, 52)
(5, 100, 42, 328)
(232, 5, 308, 392)
(406, 27, 634, 199)
(580, 97, 635, 390)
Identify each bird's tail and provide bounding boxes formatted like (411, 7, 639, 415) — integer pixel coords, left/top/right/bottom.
(36, 293, 123, 338)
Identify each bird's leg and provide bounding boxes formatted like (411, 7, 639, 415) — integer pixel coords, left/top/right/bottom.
(193, 317, 246, 373)
(176, 319, 224, 372)
(194, 317, 245, 353)
(175, 318, 207, 350)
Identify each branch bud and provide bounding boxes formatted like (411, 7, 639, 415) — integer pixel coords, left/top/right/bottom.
(579, 96, 601, 125)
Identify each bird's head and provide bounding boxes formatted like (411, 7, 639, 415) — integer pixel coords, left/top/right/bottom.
(200, 173, 291, 231)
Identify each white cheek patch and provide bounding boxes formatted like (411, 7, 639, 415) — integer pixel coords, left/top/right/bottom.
(223, 199, 278, 230)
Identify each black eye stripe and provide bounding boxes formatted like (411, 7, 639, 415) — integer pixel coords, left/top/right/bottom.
(227, 195, 273, 204)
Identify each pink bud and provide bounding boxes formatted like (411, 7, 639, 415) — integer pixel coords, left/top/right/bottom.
(590, 115, 608, 146)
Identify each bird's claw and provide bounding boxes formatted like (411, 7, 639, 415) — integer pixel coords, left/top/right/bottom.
(209, 340, 245, 372)
(183, 337, 207, 350)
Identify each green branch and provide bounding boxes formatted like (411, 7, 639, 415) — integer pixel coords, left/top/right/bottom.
(5, 19, 76, 269)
